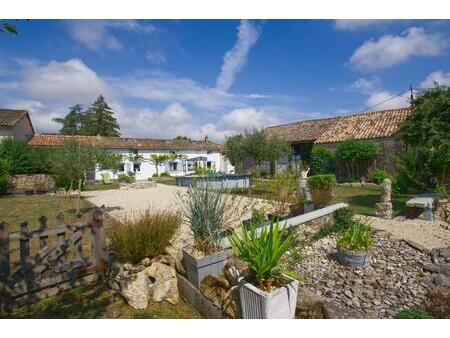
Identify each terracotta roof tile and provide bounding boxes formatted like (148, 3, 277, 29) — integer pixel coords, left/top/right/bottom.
(264, 107, 412, 144)
(28, 134, 224, 152)
(0, 108, 28, 127)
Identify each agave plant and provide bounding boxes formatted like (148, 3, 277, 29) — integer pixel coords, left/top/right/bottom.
(228, 220, 301, 289)
(337, 220, 373, 252)
(177, 184, 243, 255)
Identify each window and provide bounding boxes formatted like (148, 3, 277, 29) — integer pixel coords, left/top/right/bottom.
(133, 162, 141, 172)
(170, 162, 178, 171)
(119, 163, 125, 172)
(207, 161, 212, 169)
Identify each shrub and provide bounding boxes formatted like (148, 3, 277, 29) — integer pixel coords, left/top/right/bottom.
(177, 185, 242, 255)
(336, 139, 380, 180)
(310, 208, 354, 242)
(307, 174, 336, 206)
(152, 173, 159, 178)
(337, 220, 373, 252)
(118, 173, 132, 183)
(111, 210, 181, 264)
(396, 307, 434, 319)
(368, 169, 390, 184)
(310, 147, 335, 175)
(228, 220, 300, 290)
(0, 159, 10, 195)
(159, 172, 171, 177)
(425, 286, 450, 319)
(269, 172, 298, 215)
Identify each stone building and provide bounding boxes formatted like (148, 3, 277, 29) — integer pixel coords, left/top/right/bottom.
(265, 107, 412, 180)
(0, 108, 35, 142)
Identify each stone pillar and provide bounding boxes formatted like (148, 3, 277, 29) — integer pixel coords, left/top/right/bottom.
(376, 178, 392, 219)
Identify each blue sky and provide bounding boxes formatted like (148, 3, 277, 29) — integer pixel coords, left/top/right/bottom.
(1, 19, 450, 142)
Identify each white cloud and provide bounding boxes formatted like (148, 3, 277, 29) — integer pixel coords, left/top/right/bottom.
(334, 20, 394, 31)
(21, 58, 112, 104)
(350, 77, 380, 94)
(215, 20, 261, 92)
(364, 91, 410, 109)
(146, 51, 167, 65)
(420, 70, 450, 88)
(217, 107, 280, 132)
(113, 71, 237, 111)
(349, 27, 447, 71)
(67, 20, 156, 51)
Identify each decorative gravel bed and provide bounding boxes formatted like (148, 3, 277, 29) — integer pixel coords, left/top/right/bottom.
(295, 234, 433, 318)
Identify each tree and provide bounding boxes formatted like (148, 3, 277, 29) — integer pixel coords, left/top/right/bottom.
(0, 21, 18, 35)
(336, 139, 379, 180)
(50, 140, 102, 215)
(81, 95, 121, 137)
(150, 154, 170, 176)
(310, 146, 335, 175)
(0, 138, 52, 175)
(52, 104, 84, 135)
(397, 85, 450, 192)
(265, 137, 293, 177)
(224, 134, 246, 171)
(0, 159, 9, 195)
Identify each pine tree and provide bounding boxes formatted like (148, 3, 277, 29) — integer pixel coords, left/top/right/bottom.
(81, 95, 121, 137)
(52, 104, 84, 135)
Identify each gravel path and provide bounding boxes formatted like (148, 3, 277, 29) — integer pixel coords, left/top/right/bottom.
(295, 234, 433, 318)
(359, 215, 450, 251)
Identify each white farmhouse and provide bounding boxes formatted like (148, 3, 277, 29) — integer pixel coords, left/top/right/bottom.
(28, 134, 234, 181)
(0, 108, 35, 142)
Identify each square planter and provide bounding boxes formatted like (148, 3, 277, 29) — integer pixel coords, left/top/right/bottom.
(182, 249, 227, 289)
(238, 275, 299, 319)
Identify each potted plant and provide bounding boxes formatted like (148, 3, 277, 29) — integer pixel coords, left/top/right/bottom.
(336, 220, 373, 268)
(291, 191, 314, 216)
(228, 220, 300, 319)
(307, 174, 337, 208)
(268, 172, 298, 221)
(177, 185, 242, 289)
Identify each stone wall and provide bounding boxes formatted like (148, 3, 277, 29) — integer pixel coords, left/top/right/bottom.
(7, 174, 55, 195)
(319, 137, 405, 182)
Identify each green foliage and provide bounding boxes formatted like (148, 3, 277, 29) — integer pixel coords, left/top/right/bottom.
(159, 172, 170, 177)
(194, 168, 213, 175)
(368, 169, 390, 184)
(249, 207, 266, 226)
(225, 129, 292, 175)
(177, 185, 241, 255)
(228, 220, 300, 288)
(310, 147, 335, 175)
(111, 210, 181, 264)
(150, 154, 170, 176)
(307, 174, 337, 190)
(0, 138, 52, 175)
(337, 220, 373, 252)
(336, 139, 380, 180)
(269, 172, 298, 215)
(0, 21, 18, 35)
(118, 173, 133, 183)
(311, 208, 355, 241)
(0, 159, 10, 195)
(152, 173, 159, 178)
(53, 96, 121, 137)
(96, 152, 123, 174)
(396, 308, 433, 319)
(395, 149, 429, 193)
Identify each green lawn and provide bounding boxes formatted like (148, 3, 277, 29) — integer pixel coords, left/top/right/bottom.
(227, 179, 414, 217)
(153, 177, 177, 185)
(5, 285, 201, 319)
(84, 181, 120, 191)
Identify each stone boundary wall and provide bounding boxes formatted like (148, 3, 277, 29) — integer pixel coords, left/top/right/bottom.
(7, 174, 55, 195)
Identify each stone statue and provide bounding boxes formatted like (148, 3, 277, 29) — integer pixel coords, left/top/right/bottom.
(299, 166, 312, 202)
(376, 178, 392, 219)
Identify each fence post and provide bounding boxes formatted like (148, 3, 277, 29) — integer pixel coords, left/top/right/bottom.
(91, 206, 105, 281)
(0, 222, 11, 313)
(19, 221, 30, 268)
(38, 216, 48, 249)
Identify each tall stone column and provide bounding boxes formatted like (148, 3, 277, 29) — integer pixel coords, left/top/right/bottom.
(376, 178, 393, 219)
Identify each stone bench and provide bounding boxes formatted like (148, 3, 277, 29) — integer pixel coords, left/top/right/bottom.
(406, 194, 439, 221)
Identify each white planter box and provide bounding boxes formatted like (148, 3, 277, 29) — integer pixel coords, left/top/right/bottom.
(182, 249, 227, 289)
(238, 275, 299, 319)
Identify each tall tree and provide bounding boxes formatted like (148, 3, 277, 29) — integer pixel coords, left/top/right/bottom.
(52, 104, 84, 135)
(82, 95, 121, 137)
(150, 154, 170, 176)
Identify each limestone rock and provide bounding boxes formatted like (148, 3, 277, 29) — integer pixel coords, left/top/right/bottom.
(120, 270, 149, 310)
(146, 262, 178, 305)
(200, 274, 230, 308)
(296, 288, 325, 318)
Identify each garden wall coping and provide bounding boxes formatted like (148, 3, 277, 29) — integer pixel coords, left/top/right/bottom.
(220, 202, 349, 249)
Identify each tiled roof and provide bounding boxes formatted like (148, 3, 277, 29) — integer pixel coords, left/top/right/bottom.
(28, 134, 224, 152)
(0, 108, 28, 127)
(265, 107, 412, 144)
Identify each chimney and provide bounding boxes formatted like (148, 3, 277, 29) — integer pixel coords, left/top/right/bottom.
(204, 133, 208, 142)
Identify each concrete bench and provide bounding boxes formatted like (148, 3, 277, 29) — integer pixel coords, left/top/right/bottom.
(406, 194, 439, 221)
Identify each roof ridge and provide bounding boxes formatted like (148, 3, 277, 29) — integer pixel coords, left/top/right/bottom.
(265, 106, 411, 130)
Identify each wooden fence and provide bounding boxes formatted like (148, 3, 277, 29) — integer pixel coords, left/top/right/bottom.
(0, 207, 106, 313)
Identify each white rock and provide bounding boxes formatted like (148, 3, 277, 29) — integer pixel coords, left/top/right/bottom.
(120, 270, 149, 310)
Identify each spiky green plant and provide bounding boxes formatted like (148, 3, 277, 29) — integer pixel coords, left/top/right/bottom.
(337, 220, 373, 252)
(228, 220, 300, 289)
(177, 185, 242, 255)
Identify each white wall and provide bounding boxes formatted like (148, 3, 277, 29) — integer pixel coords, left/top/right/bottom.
(94, 148, 234, 181)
